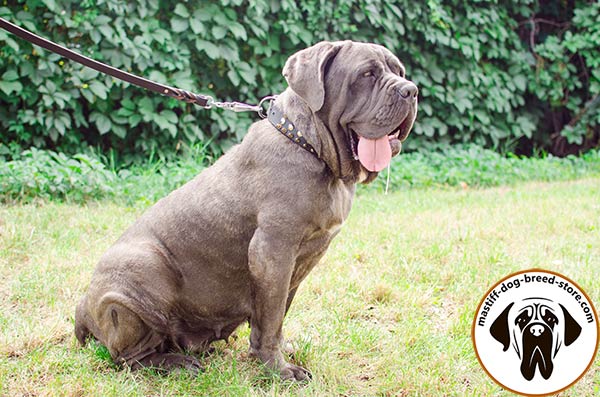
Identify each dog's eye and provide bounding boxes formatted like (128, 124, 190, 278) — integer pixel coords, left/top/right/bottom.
(544, 315, 557, 324)
(362, 71, 374, 78)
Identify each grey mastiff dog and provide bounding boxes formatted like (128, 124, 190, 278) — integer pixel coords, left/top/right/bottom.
(75, 40, 418, 380)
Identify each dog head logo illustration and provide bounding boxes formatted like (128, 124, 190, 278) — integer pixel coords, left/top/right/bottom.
(489, 298, 582, 380)
(472, 269, 598, 396)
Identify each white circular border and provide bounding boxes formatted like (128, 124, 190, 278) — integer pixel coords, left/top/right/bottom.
(472, 269, 599, 396)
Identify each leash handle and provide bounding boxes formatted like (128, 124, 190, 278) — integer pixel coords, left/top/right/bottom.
(0, 17, 211, 107)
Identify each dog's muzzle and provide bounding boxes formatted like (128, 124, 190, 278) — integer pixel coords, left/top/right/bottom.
(520, 322, 554, 380)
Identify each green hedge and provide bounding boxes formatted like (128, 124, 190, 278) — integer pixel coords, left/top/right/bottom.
(3, 145, 600, 204)
(1, 0, 598, 163)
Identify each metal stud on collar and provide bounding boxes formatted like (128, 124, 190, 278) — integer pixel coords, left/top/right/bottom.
(267, 104, 320, 159)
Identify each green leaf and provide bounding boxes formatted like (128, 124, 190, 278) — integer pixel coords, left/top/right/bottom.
(80, 67, 100, 81)
(80, 88, 94, 103)
(237, 62, 256, 85)
(112, 125, 127, 139)
(122, 98, 135, 111)
(2, 70, 19, 81)
(0, 80, 23, 95)
(127, 113, 142, 127)
(513, 75, 527, 92)
(91, 112, 111, 135)
(194, 7, 215, 22)
(153, 114, 177, 137)
(160, 110, 178, 124)
(174, 4, 190, 18)
(94, 15, 112, 26)
(229, 23, 247, 40)
(98, 25, 114, 38)
(189, 18, 205, 35)
(211, 26, 228, 40)
(298, 30, 313, 45)
(171, 17, 189, 33)
(474, 110, 490, 125)
(149, 70, 167, 83)
(88, 81, 108, 100)
(151, 29, 171, 45)
(53, 117, 66, 136)
(195, 39, 220, 59)
(138, 97, 154, 117)
(227, 70, 240, 87)
(41, 0, 57, 12)
(129, 114, 142, 127)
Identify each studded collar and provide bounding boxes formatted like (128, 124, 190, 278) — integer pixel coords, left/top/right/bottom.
(267, 104, 320, 159)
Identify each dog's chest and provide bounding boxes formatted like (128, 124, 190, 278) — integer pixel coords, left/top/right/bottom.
(290, 182, 354, 288)
(324, 179, 355, 229)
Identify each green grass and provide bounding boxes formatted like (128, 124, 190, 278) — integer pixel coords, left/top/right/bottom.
(1, 178, 599, 396)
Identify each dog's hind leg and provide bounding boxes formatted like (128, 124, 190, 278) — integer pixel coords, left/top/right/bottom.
(92, 293, 202, 374)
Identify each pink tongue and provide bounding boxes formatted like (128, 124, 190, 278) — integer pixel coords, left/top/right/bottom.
(357, 135, 392, 172)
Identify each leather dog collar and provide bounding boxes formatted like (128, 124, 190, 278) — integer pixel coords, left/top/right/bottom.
(267, 104, 319, 159)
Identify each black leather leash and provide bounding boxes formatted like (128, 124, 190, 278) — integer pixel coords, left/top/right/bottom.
(1, 17, 321, 156)
(0, 17, 213, 107)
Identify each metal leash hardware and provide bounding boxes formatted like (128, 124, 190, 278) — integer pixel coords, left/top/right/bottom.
(205, 95, 277, 118)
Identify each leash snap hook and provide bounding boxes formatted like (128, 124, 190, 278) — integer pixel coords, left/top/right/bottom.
(209, 95, 277, 118)
(257, 95, 277, 118)
(230, 101, 262, 113)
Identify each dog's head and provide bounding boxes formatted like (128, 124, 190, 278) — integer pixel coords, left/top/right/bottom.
(283, 41, 417, 182)
(490, 298, 582, 380)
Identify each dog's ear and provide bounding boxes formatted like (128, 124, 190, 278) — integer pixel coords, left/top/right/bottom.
(560, 304, 582, 346)
(283, 41, 344, 112)
(490, 302, 514, 351)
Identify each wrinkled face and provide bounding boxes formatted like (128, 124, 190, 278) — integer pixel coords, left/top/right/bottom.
(283, 41, 418, 176)
(323, 43, 418, 170)
(508, 299, 560, 381)
(329, 44, 417, 139)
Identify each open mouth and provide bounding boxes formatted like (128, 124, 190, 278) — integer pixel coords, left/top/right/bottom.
(349, 119, 408, 172)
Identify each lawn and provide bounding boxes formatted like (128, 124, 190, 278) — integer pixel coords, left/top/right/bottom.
(1, 178, 599, 396)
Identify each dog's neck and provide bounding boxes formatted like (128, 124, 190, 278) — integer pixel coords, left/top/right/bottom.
(273, 89, 370, 184)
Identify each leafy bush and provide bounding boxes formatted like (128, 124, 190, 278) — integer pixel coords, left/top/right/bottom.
(2, 146, 599, 204)
(0, 0, 598, 162)
(0, 147, 115, 202)
(525, 1, 600, 154)
(366, 144, 600, 192)
(115, 142, 215, 205)
(0, 142, 218, 203)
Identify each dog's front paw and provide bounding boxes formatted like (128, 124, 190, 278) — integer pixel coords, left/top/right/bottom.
(280, 362, 312, 382)
(249, 347, 312, 381)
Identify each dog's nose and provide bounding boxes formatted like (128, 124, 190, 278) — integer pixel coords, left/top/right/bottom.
(399, 82, 418, 100)
(530, 324, 545, 337)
